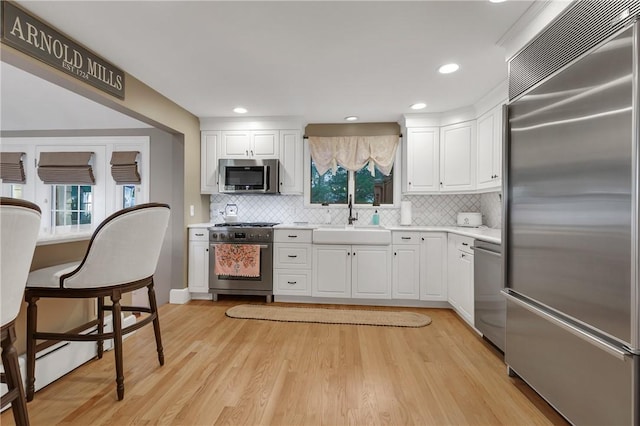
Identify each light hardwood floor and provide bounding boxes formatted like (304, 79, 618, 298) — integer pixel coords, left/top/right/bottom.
(2, 298, 568, 425)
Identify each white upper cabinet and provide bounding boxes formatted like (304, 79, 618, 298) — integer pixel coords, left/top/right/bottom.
(440, 121, 476, 192)
(200, 131, 220, 194)
(220, 130, 279, 159)
(279, 130, 303, 194)
(476, 104, 504, 191)
(405, 127, 440, 193)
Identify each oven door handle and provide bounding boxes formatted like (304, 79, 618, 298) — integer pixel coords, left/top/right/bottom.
(211, 244, 270, 249)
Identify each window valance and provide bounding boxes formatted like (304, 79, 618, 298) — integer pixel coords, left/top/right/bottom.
(110, 151, 141, 184)
(0, 152, 26, 183)
(37, 152, 95, 184)
(308, 135, 399, 176)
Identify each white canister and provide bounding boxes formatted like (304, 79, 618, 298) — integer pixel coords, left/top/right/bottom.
(400, 201, 412, 225)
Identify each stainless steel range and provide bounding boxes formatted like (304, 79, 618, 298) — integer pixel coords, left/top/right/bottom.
(208, 222, 278, 303)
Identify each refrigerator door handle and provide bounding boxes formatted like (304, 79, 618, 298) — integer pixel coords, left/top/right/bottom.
(502, 290, 630, 360)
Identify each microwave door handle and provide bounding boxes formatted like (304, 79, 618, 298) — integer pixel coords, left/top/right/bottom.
(265, 166, 270, 191)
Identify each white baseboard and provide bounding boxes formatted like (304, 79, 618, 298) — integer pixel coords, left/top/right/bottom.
(1, 313, 136, 411)
(169, 287, 191, 304)
(190, 292, 213, 301)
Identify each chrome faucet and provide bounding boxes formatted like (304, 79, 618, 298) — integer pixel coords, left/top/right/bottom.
(348, 194, 358, 225)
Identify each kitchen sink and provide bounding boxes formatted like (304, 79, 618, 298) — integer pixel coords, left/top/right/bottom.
(313, 225, 391, 245)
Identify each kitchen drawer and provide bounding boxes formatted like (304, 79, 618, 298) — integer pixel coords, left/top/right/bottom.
(274, 229, 313, 244)
(189, 228, 209, 242)
(274, 244, 312, 269)
(274, 270, 312, 296)
(392, 231, 420, 245)
(449, 233, 475, 254)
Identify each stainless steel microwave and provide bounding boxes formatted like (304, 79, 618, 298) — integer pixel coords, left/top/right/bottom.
(218, 159, 279, 194)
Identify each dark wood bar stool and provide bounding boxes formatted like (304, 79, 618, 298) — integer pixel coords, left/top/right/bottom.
(1, 198, 42, 426)
(24, 203, 170, 401)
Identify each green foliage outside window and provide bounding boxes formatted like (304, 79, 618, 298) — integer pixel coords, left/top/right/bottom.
(311, 160, 394, 206)
(354, 167, 394, 205)
(310, 162, 348, 204)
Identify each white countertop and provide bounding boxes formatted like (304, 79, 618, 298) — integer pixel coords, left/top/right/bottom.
(274, 223, 501, 244)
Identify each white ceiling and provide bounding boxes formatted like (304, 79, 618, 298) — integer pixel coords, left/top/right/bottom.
(6, 0, 539, 129)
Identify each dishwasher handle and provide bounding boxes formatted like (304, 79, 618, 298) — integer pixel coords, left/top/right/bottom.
(473, 246, 501, 257)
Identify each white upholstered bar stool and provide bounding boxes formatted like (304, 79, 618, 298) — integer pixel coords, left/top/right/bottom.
(1, 198, 42, 426)
(24, 203, 170, 401)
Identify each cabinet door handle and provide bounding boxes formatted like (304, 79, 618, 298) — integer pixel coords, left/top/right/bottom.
(353, 252, 356, 256)
(288, 235, 298, 238)
(251, 150, 254, 156)
(206, 248, 209, 252)
(421, 237, 425, 241)
(246, 150, 249, 156)
(287, 255, 298, 258)
(394, 252, 397, 256)
(347, 252, 350, 256)
(287, 281, 297, 285)
(461, 253, 466, 259)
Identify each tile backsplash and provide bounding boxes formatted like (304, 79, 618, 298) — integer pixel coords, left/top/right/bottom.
(211, 191, 502, 228)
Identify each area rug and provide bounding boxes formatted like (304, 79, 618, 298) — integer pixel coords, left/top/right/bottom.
(225, 304, 431, 328)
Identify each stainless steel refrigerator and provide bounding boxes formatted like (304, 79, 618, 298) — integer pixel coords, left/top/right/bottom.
(503, 12, 640, 426)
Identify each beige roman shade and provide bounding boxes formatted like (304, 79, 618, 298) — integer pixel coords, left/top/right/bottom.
(0, 152, 26, 183)
(110, 151, 140, 184)
(37, 152, 95, 184)
(308, 135, 399, 176)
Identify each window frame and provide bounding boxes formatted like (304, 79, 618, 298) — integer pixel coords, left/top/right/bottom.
(303, 138, 401, 208)
(1, 136, 149, 238)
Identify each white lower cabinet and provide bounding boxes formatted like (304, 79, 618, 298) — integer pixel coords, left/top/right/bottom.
(392, 231, 447, 301)
(420, 232, 448, 301)
(392, 232, 420, 299)
(313, 244, 391, 299)
(447, 233, 475, 326)
(273, 229, 313, 296)
(188, 228, 210, 293)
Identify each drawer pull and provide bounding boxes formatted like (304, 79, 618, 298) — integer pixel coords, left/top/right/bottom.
(462, 242, 469, 246)
(401, 237, 411, 240)
(195, 233, 204, 237)
(287, 281, 297, 285)
(288, 235, 298, 238)
(287, 255, 298, 258)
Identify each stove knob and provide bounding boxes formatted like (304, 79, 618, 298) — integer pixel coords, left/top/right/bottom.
(211, 233, 217, 239)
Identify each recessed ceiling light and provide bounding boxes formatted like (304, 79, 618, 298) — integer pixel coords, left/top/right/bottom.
(233, 107, 247, 114)
(410, 102, 427, 110)
(344, 116, 358, 121)
(438, 63, 460, 74)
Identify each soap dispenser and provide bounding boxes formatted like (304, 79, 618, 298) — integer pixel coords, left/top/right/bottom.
(325, 209, 332, 224)
(372, 210, 380, 225)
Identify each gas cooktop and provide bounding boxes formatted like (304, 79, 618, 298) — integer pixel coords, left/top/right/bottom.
(212, 222, 279, 228)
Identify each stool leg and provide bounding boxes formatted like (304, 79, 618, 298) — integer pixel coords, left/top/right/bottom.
(2, 324, 30, 426)
(148, 280, 164, 366)
(97, 297, 105, 359)
(110, 292, 125, 401)
(25, 295, 38, 402)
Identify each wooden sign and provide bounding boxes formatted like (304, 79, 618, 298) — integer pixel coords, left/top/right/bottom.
(1, 1, 125, 99)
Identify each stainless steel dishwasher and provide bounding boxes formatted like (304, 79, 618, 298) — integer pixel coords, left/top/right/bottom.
(473, 240, 504, 352)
